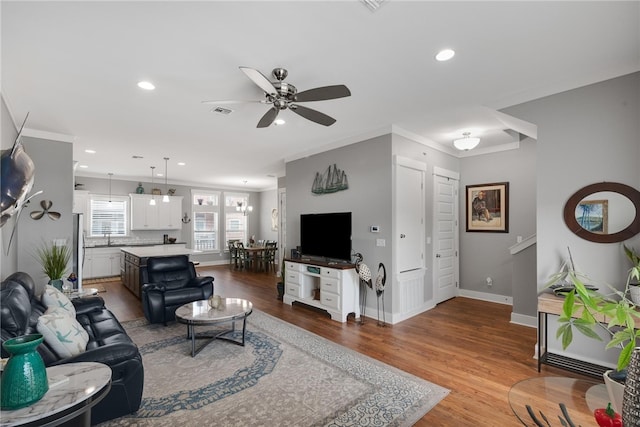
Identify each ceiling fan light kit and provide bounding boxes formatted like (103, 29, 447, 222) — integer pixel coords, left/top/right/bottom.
(204, 66, 351, 128)
(453, 132, 480, 151)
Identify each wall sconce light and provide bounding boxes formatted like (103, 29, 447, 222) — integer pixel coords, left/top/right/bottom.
(181, 213, 191, 224)
(236, 202, 253, 216)
(453, 132, 480, 151)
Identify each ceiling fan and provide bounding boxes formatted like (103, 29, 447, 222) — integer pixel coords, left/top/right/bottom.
(203, 67, 351, 128)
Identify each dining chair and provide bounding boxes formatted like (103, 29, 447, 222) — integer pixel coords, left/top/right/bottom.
(236, 242, 251, 270)
(261, 241, 278, 272)
(227, 240, 240, 269)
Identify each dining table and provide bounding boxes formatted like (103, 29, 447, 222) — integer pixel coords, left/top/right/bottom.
(242, 245, 276, 272)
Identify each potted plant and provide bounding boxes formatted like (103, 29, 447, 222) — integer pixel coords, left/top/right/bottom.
(34, 241, 71, 290)
(626, 245, 640, 304)
(546, 245, 640, 411)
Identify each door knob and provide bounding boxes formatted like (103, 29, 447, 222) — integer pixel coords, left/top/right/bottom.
(400, 234, 406, 238)
(436, 254, 441, 258)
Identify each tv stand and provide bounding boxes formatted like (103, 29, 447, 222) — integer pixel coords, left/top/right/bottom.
(283, 258, 360, 322)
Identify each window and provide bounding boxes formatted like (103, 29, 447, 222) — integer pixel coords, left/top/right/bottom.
(192, 190, 220, 251)
(89, 196, 127, 237)
(225, 193, 249, 244)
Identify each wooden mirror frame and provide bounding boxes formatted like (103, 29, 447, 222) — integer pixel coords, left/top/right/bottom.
(564, 182, 640, 243)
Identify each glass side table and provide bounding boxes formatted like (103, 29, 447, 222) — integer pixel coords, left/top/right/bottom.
(509, 376, 608, 426)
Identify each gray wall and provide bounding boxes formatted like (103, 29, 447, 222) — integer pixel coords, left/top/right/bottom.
(16, 137, 74, 286)
(286, 134, 392, 309)
(459, 138, 537, 301)
(504, 72, 640, 291)
(258, 188, 278, 243)
(1, 96, 19, 278)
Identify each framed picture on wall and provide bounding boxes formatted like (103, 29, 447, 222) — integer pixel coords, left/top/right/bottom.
(575, 199, 608, 234)
(466, 182, 509, 232)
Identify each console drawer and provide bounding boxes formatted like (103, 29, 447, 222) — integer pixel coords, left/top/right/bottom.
(285, 283, 302, 298)
(285, 262, 303, 272)
(321, 268, 340, 280)
(320, 277, 341, 295)
(285, 270, 301, 285)
(321, 291, 340, 310)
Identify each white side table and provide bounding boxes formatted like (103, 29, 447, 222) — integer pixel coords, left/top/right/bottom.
(0, 362, 111, 427)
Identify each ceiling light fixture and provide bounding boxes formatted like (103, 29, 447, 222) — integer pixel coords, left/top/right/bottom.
(149, 166, 156, 206)
(177, 162, 186, 166)
(79, 165, 88, 169)
(108, 172, 113, 205)
(162, 157, 170, 203)
(453, 132, 480, 151)
(274, 119, 286, 126)
(236, 201, 253, 216)
(137, 81, 155, 90)
(85, 149, 96, 154)
(435, 49, 455, 62)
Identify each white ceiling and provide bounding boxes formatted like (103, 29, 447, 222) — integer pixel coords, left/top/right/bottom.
(3, 1, 639, 191)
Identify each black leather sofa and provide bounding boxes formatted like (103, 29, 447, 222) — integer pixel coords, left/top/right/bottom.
(0, 272, 144, 425)
(141, 255, 214, 325)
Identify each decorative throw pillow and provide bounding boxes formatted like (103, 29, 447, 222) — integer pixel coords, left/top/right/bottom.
(36, 308, 89, 358)
(41, 285, 75, 317)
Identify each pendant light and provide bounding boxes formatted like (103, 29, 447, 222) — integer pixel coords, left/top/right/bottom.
(162, 157, 170, 203)
(453, 132, 480, 151)
(108, 173, 113, 206)
(149, 166, 156, 206)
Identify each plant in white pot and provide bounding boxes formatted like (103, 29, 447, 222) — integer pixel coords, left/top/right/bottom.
(34, 241, 71, 290)
(546, 246, 640, 412)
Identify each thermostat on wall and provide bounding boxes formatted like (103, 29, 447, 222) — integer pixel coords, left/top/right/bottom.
(370, 226, 380, 233)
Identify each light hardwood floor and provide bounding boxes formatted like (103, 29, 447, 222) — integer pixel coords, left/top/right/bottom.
(96, 265, 591, 426)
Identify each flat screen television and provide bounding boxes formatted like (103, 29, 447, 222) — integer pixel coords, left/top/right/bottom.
(300, 212, 352, 262)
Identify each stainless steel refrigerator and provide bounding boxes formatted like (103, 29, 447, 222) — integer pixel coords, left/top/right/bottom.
(72, 213, 84, 291)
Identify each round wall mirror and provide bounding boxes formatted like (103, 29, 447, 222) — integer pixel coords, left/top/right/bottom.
(564, 182, 640, 243)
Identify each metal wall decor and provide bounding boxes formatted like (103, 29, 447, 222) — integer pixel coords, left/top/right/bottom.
(311, 164, 348, 195)
(30, 200, 61, 221)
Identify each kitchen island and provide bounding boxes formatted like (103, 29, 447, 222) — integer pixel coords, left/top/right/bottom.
(121, 245, 202, 298)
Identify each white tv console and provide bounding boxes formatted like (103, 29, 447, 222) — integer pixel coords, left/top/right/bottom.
(283, 258, 360, 323)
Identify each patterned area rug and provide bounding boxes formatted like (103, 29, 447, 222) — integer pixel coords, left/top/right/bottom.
(99, 311, 449, 426)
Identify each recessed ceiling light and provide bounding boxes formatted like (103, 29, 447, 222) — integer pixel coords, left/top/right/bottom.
(85, 149, 96, 154)
(435, 49, 455, 62)
(177, 162, 186, 166)
(137, 81, 155, 90)
(132, 155, 144, 159)
(274, 119, 286, 126)
(79, 165, 89, 168)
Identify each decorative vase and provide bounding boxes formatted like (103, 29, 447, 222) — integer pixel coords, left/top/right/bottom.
(622, 347, 640, 425)
(604, 370, 626, 413)
(208, 295, 222, 309)
(276, 282, 284, 300)
(630, 285, 640, 305)
(136, 183, 144, 194)
(1, 334, 49, 410)
(48, 278, 63, 291)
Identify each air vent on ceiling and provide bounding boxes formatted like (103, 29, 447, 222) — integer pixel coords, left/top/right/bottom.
(212, 107, 233, 115)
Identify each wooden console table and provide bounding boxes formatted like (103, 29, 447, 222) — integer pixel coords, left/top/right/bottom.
(537, 292, 611, 378)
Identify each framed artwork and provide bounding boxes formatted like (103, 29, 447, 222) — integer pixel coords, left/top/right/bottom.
(466, 182, 509, 232)
(575, 199, 608, 234)
(271, 208, 278, 231)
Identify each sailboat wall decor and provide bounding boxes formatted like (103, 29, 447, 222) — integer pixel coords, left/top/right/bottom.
(311, 164, 349, 195)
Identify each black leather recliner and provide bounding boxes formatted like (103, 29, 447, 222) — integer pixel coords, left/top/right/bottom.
(0, 272, 144, 425)
(141, 255, 214, 325)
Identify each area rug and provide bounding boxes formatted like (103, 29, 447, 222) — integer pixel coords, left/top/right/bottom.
(99, 310, 449, 426)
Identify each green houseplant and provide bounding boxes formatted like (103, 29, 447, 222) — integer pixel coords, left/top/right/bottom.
(547, 245, 640, 372)
(34, 241, 71, 289)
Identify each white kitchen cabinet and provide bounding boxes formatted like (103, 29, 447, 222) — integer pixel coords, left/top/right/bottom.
(73, 190, 89, 215)
(130, 194, 183, 230)
(84, 247, 121, 279)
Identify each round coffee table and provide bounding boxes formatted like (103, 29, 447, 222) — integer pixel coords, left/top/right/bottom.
(509, 377, 608, 426)
(175, 298, 253, 357)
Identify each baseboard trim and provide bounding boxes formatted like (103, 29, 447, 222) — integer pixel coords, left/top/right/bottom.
(457, 289, 512, 305)
(511, 312, 537, 328)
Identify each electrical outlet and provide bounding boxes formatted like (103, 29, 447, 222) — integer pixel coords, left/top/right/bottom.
(486, 277, 493, 287)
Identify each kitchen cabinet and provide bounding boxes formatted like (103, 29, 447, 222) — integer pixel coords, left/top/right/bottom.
(130, 194, 183, 230)
(73, 190, 89, 216)
(84, 247, 121, 279)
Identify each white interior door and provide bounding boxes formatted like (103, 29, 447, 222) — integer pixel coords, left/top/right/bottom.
(278, 188, 286, 273)
(433, 170, 459, 303)
(395, 159, 425, 273)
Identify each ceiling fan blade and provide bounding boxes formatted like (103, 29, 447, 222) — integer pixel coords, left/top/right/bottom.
(201, 100, 266, 105)
(295, 85, 351, 102)
(257, 107, 279, 128)
(47, 212, 61, 220)
(289, 104, 337, 126)
(239, 67, 277, 95)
